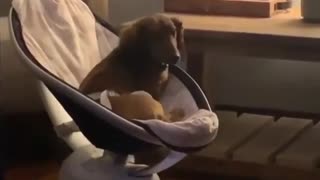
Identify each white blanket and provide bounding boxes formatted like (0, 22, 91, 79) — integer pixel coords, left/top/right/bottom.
(12, 0, 118, 88)
(12, 0, 219, 149)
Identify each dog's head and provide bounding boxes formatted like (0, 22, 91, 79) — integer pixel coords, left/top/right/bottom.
(119, 15, 184, 67)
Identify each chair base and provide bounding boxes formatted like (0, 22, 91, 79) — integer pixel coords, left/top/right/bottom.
(59, 145, 160, 180)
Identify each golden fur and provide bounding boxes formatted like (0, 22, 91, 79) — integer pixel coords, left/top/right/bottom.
(79, 14, 185, 122)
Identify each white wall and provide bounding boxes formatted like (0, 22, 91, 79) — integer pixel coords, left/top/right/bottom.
(86, 0, 163, 27)
(0, 17, 43, 113)
(107, 0, 163, 27)
(0, 0, 11, 17)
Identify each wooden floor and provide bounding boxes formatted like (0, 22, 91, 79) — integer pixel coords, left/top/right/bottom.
(4, 161, 246, 180)
(5, 161, 60, 180)
(4, 161, 184, 180)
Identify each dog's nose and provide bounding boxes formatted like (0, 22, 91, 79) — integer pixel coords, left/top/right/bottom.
(170, 54, 180, 64)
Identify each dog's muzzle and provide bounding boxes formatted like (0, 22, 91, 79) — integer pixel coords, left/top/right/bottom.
(160, 62, 169, 69)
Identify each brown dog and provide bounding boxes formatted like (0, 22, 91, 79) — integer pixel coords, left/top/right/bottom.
(79, 14, 185, 122)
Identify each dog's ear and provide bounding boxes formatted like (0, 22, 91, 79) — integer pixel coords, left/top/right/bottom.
(119, 20, 148, 50)
(170, 17, 184, 51)
(119, 24, 138, 49)
(171, 17, 187, 62)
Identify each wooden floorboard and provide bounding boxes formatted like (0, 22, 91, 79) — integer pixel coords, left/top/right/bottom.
(4, 160, 255, 180)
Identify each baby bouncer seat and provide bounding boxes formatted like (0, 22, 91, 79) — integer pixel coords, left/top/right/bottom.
(8, 0, 219, 179)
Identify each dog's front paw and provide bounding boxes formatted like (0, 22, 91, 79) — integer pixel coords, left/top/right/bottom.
(168, 108, 185, 122)
(157, 114, 171, 123)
